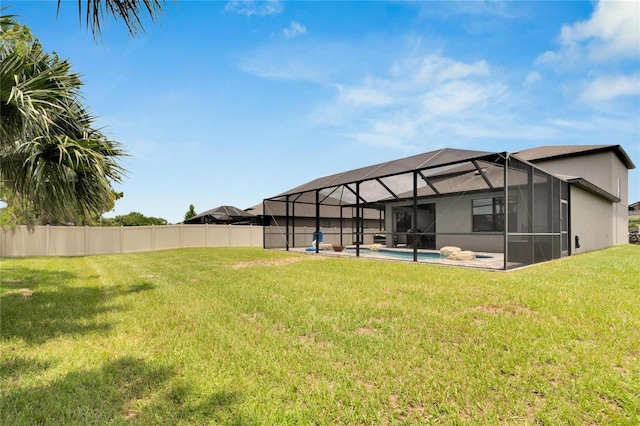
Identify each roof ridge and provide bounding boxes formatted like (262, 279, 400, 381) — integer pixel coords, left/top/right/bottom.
(415, 147, 447, 170)
(515, 144, 634, 169)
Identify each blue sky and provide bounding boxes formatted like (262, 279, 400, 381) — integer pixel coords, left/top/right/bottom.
(7, 0, 640, 223)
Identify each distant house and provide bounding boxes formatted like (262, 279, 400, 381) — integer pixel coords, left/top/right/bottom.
(248, 195, 384, 248)
(630, 201, 640, 216)
(247, 196, 383, 229)
(263, 144, 635, 269)
(184, 205, 256, 225)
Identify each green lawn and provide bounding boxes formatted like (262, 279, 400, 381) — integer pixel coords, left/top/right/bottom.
(1, 246, 639, 425)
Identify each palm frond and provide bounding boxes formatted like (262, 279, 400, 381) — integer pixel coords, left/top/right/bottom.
(57, 0, 169, 38)
(1, 15, 127, 225)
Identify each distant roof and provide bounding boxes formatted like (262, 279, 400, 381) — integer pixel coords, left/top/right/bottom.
(185, 205, 255, 224)
(513, 145, 635, 169)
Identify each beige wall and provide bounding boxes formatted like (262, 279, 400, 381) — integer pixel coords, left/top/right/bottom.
(1, 224, 263, 257)
(534, 152, 623, 198)
(570, 186, 616, 254)
(535, 151, 629, 246)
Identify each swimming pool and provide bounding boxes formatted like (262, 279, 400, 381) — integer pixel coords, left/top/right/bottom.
(345, 247, 492, 261)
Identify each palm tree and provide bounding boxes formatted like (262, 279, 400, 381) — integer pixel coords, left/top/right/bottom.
(1, 15, 126, 225)
(58, 0, 169, 38)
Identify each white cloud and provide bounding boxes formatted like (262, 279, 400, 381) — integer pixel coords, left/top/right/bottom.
(238, 49, 339, 83)
(350, 115, 421, 151)
(538, 0, 640, 66)
(534, 50, 558, 67)
(551, 119, 595, 131)
(414, 56, 490, 84)
(559, 0, 640, 62)
(312, 53, 515, 150)
(238, 55, 323, 81)
(579, 74, 640, 101)
(224, 0, 283, 16)
(237, 41, 362, 83)
(524, 71, 541, 86)
(336, 84, 395, 108)
(420, 80, 504, 117)
(283, 21, 306, 38)
(534, 1, 639, 103)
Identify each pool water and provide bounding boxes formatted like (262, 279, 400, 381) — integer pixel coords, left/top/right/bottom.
(345, 248, 492, 261)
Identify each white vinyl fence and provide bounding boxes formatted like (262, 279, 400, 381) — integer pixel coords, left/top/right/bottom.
(0, 224, 263, 257)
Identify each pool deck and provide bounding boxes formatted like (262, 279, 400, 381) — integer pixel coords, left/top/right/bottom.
(285, 246, 506, 270)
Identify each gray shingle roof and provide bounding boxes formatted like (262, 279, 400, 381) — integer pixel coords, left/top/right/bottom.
(270, 148, 494, 199)
(263, 144, 633, 209)
(514, 145, 635, 169)
(185, 205, 255, 223)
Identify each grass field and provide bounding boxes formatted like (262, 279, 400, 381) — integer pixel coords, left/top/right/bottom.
(1, 245, 639, 424)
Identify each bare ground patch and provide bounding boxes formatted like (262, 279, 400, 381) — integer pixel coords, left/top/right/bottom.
(3, 288, 34, 298)
(354, 327, 378, 336)
(359, 379, 376, 392)
(299, 333, 317, 344)
(18, 288, 33, 298)
(471, 303, 535, 316)
(240, 312, 264, 322)
(232, 256, 324, 269)
(386, 393, 427, 423)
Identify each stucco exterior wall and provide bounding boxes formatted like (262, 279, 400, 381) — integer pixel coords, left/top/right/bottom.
(570, 186, 615, 254)
(384, 192, 505, 253)
(533, 151, 629, 246)
(534, 152, 619, 196)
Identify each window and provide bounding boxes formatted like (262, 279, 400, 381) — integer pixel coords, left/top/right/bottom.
(396, 211, 412, 233)
(472, 197, 516, 232)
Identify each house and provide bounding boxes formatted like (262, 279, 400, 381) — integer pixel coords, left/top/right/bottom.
(630, 201, 640, 216)
(263, 145, 634, 270)
(247, 198, 383, 229)
(184, 205, 257, 225)
(249, 193, 384, 249)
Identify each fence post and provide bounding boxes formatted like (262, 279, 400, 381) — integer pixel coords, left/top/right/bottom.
(84, 225, 88, 256)
(46, 225, 51, 256)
